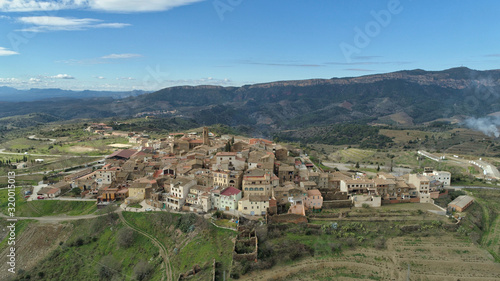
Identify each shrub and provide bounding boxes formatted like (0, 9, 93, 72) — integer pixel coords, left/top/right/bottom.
(373, 237, 386, 250)
(344, 237, 357, 248)
(117, 228, 135, 248)
(133, 260, 153, 281)
(329, 243, 342, 253)
(96, 255, 121, 280)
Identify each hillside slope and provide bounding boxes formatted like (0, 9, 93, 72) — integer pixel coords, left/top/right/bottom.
(1, 67, 500, 136)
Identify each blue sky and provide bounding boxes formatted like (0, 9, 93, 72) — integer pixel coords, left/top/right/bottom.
(0, 0, 499, 91)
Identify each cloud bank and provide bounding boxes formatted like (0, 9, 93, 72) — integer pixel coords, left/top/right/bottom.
(17, 16, 129, 32)
(0, 0, 204, 13)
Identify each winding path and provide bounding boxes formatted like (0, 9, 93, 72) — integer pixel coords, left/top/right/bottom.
(118, 212, 173, 281)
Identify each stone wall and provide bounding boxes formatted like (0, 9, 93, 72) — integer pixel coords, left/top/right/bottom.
(322, 200, 352, 209)
(268, 213, 308, 224)
(319, 190, 348, 201)
(381, 198, 420, 205)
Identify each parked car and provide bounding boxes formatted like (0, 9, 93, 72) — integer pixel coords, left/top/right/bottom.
(37, 196, 45, 200)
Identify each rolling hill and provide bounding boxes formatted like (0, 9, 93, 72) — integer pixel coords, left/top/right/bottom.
(1, 67, 500, 137)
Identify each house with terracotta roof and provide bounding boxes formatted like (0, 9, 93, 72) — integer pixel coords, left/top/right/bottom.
(107, 149, 138, 160)
(38, 186, 61, 198)
(242, 169, 272, 197)
(304, 189, 323, 210)
(448, 195, 474, 212)
(216, 187, 242, 211)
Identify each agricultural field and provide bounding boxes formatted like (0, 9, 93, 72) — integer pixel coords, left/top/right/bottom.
(240, 201, 500, 281)
(242, 235, 500, 281)
(0, 156, 100, 178)
(379, 128, 452, 144)
(1, 135, 128, 156)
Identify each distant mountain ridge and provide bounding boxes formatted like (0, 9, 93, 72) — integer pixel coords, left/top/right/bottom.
(0, 87, 145, 102)
(1, 67, 500, 136)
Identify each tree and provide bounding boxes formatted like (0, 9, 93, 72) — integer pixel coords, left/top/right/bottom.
(96, 255, 121, 280)
(355, 162, 360, 169)
(133, 260, 153, 281)
(377, 164, 380, 172)
(70, 188, 81, 197)
(117, 228, 135, 248)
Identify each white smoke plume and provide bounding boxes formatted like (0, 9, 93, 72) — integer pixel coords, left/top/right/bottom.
(464, 116, 500, 138)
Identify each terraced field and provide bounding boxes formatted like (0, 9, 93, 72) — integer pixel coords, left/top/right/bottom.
(242, 236, 500, 281)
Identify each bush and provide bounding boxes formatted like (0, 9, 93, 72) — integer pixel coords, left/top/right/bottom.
(133, 260, 153, 281)
(373, 237, 386, 249)
(96, 255, 121, 280)
(329, 243, 342, 253)
(117, 228, 135, 248)
(344, 237, 357, 248)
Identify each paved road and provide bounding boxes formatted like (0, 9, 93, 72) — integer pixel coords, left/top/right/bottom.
(28, 135, 56, 143)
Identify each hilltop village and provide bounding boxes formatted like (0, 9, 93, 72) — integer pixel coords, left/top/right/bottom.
(37, 125, 456, 218)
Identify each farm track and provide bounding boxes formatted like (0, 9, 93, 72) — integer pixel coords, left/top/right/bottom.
(118, 212, 173, 281)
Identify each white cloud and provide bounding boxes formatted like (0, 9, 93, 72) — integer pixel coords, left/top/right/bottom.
(17, 16, 129, 32)
(0, 0, 203, 13)
(101, 53, 142, 59)
(51, 74, 75, 79)
(95, 76, 106, 79)
(0, 47, 19, 56)
(0, 0, 85, 12)
(29, 78, 41, 82)
(89, 0, 204, 12)
(0, 77, 19, 83)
